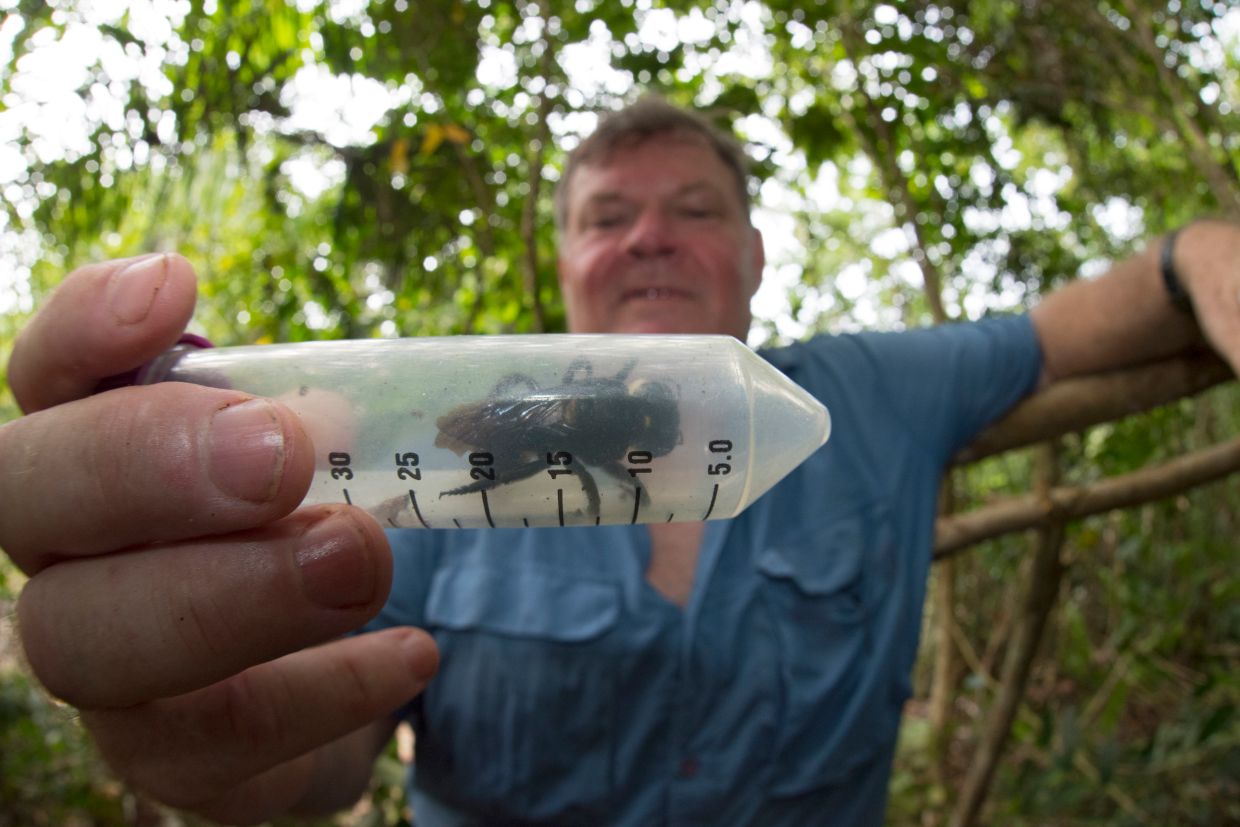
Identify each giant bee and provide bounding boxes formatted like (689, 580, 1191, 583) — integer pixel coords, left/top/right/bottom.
(434, 358, 680, 521)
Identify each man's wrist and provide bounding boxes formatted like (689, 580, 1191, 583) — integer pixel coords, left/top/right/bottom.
(1161, 226, 1195, 315)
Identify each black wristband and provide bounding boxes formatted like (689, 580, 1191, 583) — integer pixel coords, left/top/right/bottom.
(1161, 227, 1194, 314)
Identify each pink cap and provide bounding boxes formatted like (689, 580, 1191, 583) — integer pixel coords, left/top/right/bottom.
(94, 333, 214, 393)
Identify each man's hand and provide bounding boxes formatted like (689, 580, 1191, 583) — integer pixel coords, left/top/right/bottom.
(1173, 219, 1240, 376)
(0, 254, 438, 823)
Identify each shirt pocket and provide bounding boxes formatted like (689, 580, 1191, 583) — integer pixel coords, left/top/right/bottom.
(755, 501, 898, 793)
(416, 564, 622, 822)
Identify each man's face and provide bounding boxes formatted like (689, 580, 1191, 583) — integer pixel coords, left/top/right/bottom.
(557, 133, 764, 339)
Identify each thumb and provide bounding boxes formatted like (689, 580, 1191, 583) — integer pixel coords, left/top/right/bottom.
(9, 253, 198, 413)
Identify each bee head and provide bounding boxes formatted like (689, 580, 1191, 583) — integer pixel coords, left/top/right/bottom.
(631, 379, 680, 456)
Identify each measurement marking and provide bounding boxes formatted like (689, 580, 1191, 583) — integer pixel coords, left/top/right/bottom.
(452, 518, 462, 528)
(522, 518, 529, 527)
(342, 488, 352, 505)
(702, 483, 720, 521)
(480, 490, 495, 528)
(595, 516, 600, 526)
(726, 455, 732, 461)
(408, 491, 429, 529)
(667, 513, 675, 522)
(557, 489, 565, 526)
(630, 484, 642, 525)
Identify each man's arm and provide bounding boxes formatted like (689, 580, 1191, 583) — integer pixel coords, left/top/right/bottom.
(1030, 219, 1239, 383)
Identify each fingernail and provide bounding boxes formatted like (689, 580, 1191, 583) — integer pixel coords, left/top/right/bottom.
(209, 399, 286, 502)
(296, 512, 378, 609)
(106, 254, 168, 325)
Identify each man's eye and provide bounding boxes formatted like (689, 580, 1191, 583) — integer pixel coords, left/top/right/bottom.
(590, 213, 627, 228)
(680, 205, 719, 219)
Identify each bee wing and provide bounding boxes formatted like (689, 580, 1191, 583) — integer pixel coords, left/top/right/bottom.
(434, 396, 574, 454)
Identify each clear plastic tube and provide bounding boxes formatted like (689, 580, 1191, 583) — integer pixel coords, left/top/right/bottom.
(145, 335, 830, 529)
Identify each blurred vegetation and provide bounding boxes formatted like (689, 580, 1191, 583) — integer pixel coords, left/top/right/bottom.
(1, 0, 1238, 824)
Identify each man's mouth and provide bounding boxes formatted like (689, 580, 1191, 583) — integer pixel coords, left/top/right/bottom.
(621, 286, 693, 302)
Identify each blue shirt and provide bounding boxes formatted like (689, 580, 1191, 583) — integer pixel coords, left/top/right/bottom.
(369, 315, 1043, 825)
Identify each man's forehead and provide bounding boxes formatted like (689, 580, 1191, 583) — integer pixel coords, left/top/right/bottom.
(569, 133, 732, 199)
(580, 180, 723, 203)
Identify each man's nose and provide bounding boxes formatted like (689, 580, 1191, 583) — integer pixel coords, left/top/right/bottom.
(623, 207, 676, 258)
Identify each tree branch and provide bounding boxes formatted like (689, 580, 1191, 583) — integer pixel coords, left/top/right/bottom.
(1114, 0, 1240, 218)
(520, 123, 550, 333)
(838, 19, 950, 325)
(518, 1, 558, 334)
(941, 590, 1154, 824)
(936, 434, 1240, 558)
(929, 477, 962, 778)
(451, 139, 499, 334)
(950, 444, 1067, 827)
(955, 350, 1232, 464)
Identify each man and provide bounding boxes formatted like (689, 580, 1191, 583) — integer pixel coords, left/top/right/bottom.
(1, 97, 1237, 824)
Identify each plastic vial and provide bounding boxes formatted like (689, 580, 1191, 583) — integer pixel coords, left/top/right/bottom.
(142, 335, 830, 529)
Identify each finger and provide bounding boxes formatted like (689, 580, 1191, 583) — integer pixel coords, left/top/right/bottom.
(0, 382, 313, 573)
(8, 253, 197, 413)
(18, 505, 391, 708)
(82, 627, 438, 820)
(192, 752, 318, 827)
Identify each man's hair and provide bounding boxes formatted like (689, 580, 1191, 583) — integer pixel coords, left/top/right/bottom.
(554, 95, 754, 230)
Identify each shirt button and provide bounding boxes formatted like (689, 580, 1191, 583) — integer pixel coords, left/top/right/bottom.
(678, 757, 699, 778)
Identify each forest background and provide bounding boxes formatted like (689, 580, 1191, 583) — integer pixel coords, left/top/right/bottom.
(0, 0, 1237, 825)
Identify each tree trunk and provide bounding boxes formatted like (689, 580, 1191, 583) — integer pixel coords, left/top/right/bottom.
(950, 443, 1067, 827)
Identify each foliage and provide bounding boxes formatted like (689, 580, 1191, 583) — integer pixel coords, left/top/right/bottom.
(0, 0, 1237, 824)
(0, 564, 131, 826)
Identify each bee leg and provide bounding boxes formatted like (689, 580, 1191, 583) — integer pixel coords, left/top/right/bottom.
(439, 478, 496, 498)
(612, 357, 638, 383)
(439, 456, 545, 498)
(575, 466, 601, 522)
(597, 460, 631, 486)
(596, 460, 641, 508)
(562, 358, 594, 384)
